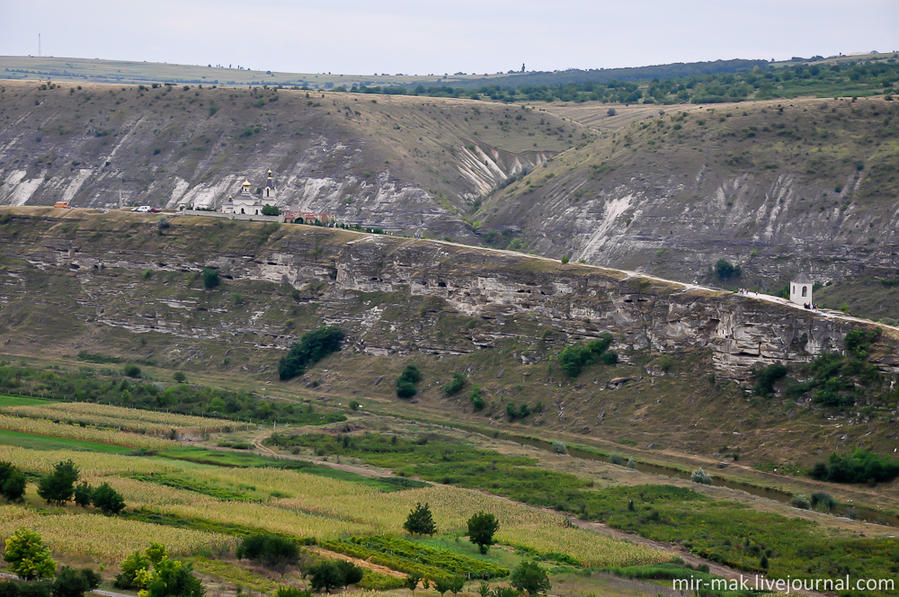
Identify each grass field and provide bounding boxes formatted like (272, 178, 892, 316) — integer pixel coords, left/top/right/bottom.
(0, 394, 56, 407)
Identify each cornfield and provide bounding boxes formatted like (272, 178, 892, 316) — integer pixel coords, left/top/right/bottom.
(0, 445, 175, 476)
(0, 413, 176, 450)
(0, 429, 669, 571)
(0, 511, 233, 561)
(1, 402, 252, 436)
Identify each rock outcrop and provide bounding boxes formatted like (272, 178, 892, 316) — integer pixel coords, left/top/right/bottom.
(2, 208, 896, 381)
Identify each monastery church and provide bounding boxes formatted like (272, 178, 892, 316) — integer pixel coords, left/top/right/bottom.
(221, 170, 277, 216)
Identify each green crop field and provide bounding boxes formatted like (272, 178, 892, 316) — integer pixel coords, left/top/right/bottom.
(0, 429, 135, 453)
(0, 394, 56, 407)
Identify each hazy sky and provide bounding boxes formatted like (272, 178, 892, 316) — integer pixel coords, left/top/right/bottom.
(2, 1, 898, 75)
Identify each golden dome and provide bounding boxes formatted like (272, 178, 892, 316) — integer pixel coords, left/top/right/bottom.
(267, 169, 273, 176)
(242, 179, 251, 187)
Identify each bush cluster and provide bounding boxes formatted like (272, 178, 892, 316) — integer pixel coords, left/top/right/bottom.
(201, 267, 220, 289)
(714, 259, 742, 280)
(806, 332, 880, 407)
(308, 560, 363, 592)
(395, 365, 422, 399)
(278, 326, 344, 380)
(0, 364, 335, 425)
(810, 449, 899, 485)
(115, 543, 202, 596)
(690, 468, 712, 485)
(752, 362, 788, 397)
(505, 402, 531, 420)
(558, 333, 615, 377)
(236, 534, 299, 570)
(39, 461, 125, 513)
(443, 373, 466, 396)
(468, 386, 486, 411)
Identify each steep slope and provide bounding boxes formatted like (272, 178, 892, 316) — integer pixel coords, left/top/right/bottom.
(0, 80, 581, 239)
(1, 208, 897, 465)
(480, 98, 899, 313)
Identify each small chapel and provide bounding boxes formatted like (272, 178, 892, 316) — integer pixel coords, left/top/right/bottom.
(789, 274, 814, 307)
(221, 170, 277, 216)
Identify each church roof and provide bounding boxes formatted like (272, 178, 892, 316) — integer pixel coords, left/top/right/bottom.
(792, 273, 813, 284)
(242, 179, 252, 187)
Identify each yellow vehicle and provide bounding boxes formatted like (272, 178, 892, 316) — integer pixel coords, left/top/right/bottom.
(53, 201, 70, 208)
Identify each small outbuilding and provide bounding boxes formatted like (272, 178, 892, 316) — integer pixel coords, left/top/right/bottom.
(789, 274, 814, 307)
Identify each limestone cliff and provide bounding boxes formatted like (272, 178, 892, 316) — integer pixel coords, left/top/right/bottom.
(2, 208, 895, 381)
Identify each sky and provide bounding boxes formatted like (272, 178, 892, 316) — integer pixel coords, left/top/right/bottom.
(1, 0, 898, 75)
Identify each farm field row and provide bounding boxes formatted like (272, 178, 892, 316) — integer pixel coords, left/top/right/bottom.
(0, 399, 676, 595)
(1, 400, 252, 435)
(2, 367, 896, 595)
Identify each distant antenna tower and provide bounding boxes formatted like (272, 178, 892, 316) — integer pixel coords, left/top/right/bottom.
(38, 33, 41, 57)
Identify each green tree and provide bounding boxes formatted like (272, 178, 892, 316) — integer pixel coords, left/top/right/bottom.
(335, 560, 363, 587)
(403, 502, 437, 535)
(395, 379, 417, 399)
(91, 482, 126, 514)
(114, 551, 152, 589)
(145, 543, 168, 566)
(308, 561, 345, 592)
(173, 371, 187, 383)
(467, 511, 500, 554)
(511, 561, 550, 595)
(262, 204, 281, 216)
(434, 577, 464, 595)
(37, 460, 78, 505)
(144, 558, 204, 597)
(73, 482, 93, 507)
(51, 567, 101, 597)
(404, 574, 422, 593)
(0, 462, 26, 502)
(1, 470, 26, 502)
(4, 529, 56, 580)
(396, 364, 422, 398)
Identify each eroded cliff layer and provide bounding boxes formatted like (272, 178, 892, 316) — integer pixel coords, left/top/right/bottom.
(2, 208, 896, 381)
